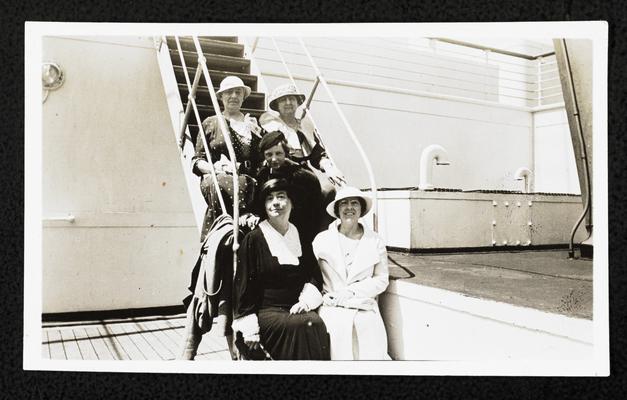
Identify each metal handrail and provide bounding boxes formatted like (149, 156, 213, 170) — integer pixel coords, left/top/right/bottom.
(268, 37, 338, 167)
(431, 37, 556, 61)
(174, 36, 227, 215)
(191, 36, 242, 256)
(297, 37, 379, 231)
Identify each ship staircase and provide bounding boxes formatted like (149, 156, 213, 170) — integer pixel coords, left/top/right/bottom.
(155, 35, 378, 264)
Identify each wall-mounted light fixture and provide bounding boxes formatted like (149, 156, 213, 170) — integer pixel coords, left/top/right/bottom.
(42, 62, 64, 103)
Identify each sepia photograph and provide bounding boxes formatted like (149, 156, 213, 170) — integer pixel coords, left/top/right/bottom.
(24, 21, 608, 375)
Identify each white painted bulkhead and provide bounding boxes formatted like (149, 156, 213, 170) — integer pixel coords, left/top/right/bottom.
(42, 36, 196, 312)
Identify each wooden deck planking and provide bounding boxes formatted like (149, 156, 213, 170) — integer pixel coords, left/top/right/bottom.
(47, 329, 66, 360)
(42, 330, 50, 359)
(120, 321, 164, 361)
(159, 319, 186, 356)
(42, 315, 230, 361)
(104, 324, 139, 360)
(84, 326, 115, 360)
(60, 328, 83, 360)
(135, 320, 177, 360)
(143, 320, 181, 354)
(96, 325, 130, 360)
(111, 323, 149, 360)
(73, 327, 99, 360)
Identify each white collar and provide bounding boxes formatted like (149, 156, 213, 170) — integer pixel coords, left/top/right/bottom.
(228, 114, 262, 142)
(259, 220, 302, 265)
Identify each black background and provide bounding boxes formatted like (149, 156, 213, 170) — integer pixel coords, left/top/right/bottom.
(2, 0, 625, 398)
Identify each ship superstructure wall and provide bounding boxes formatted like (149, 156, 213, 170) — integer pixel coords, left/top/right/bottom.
(254, 37, 579, 194)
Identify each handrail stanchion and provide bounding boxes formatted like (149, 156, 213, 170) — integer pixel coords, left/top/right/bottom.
(297, 37, 379, 231)
(174, 36, 227, 215)
(192, 37, 242, 264)
(178, 65, 202, 148)
(304, 77, 320, 111)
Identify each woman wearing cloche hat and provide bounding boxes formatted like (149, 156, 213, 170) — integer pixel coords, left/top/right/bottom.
(191, 75, 264, 241)
(311, 186, 390, 360)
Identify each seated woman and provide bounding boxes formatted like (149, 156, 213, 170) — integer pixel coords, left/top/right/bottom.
(232, 179, 330, 360)
(255, 131, 323, 248)
(311, 186, 389, 360)
(192, 75, 263, 241)
(259, 84, 345, 227)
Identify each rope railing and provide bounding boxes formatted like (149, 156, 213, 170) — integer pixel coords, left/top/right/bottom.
(174, 36, 228, 215)
(173, 35, 242, 271)
(191, 36, 242, 258)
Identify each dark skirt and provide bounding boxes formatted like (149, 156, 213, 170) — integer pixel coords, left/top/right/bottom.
(258, 307, 330, 360)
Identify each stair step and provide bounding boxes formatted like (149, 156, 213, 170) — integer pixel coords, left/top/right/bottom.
(178, 84, 265, 110)
(166, 36, 244, 58)
(170, 50, 250, 74)
(205, 36, 239, 43)
(173, 66, 258, 92)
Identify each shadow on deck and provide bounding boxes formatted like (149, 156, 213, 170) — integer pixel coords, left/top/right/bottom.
(42, 314, 230, 361)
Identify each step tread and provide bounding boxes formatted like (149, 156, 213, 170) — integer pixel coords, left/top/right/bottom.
(170, 49, 250, 65)
(166, 37, 244, 57)
(173, 65, 257, 87)
(178, 83, 265, 98)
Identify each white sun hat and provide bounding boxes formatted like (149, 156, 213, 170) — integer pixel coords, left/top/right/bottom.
(216, 75, 251, 98)
(325, 186, 373, 219)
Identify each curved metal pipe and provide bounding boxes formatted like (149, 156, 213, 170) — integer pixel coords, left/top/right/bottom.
(297, 37, 379, 231)
(514, 167, 533, 193)
(560, 39, 592, 259)
(418, 144, 451, 190)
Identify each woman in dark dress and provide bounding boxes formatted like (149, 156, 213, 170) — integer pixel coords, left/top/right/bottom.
(255, 131, 323, 249)
(232, 179, 330, 360)
(192, 76, 263, 241)
(259, 84, 346, 229)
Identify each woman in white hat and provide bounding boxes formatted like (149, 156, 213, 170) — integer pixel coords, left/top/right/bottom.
(259, 84, 346, 212)
(192, 76, 263, 241)
(311, 186, 389, 360)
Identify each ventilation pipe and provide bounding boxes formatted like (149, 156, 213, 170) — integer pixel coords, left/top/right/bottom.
(514, 167, 533, 193)
(419, 145, 451, 190)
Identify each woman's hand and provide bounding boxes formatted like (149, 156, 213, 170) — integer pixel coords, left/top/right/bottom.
(238, 214, 260, 230)
(319, 159, 346, 186)
(289, 301, 309, 314)
(244, 333, 260, 350)
(325, 289, 355, 305)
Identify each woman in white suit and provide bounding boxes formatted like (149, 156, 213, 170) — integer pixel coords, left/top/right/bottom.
(311, 186, 389, 360)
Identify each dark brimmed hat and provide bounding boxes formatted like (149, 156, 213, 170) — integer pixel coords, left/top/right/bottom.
(258, 131, 288, 153)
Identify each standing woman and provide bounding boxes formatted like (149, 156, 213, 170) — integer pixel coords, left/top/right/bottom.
(192, 76, 263, 240)
(232, 179, 330, 360)
(312, 187, 389, 360)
